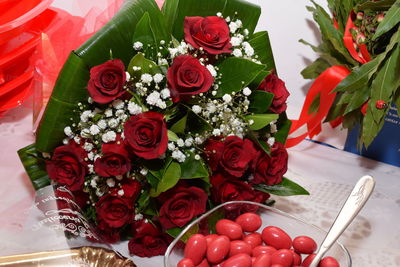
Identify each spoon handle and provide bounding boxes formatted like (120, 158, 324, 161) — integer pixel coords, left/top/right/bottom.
(309, 175, 375, 267)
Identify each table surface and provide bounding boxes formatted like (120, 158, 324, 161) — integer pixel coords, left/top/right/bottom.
(1, 1, 400, 266)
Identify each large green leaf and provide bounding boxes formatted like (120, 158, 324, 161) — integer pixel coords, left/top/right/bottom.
(357, 0, 396, 11)
(215, 57, 265, 97)
(17, 144, 50, 190)
(342, 86, 370, 115)
(248, 90, 274, 113)
(254, 177, 310, 196)
(301, 58, 331, 79)
(274, 114, 292, 145)
(162, 0, 261, 40)
(150, 159, 182, 197)
(373, 0, 400, 40)
(36, 53, 89, 151)
(35, 0, 168, 153)
(245, 114, 279, 130)
(362, 43, 400, 146)
(248, 31, 276, 70)
(180, 153, 209, 180)
(76, 0, 168, 66)
(170, 113, 188, 134)
(334, 55, 383, 93)
(128, 52, 160, 81)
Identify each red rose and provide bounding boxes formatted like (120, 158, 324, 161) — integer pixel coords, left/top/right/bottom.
(46, 141, 87, 191)
(184, 16, 232, 55)
(258, 142, 288, 185)
(55, 187, 89, 210)
(128, 235, 168, 257)
(258, 73, 290, 114)
(124, 111, 168, 159)
(167, 55, 213, 102)
(203, 137, 224, 171)
(96, 181, 140, 228)
(94, 136, 131, 177)
(119, 179, 141, 200)
(211, 173, 270, 204)
(87, 59, 126, 104)
(251, 151, 273, 185)
(131, 219, 160, 238)
(97, 220, 121, 243)
(158, 185, 208, 229)
(204, 136, 257, 177)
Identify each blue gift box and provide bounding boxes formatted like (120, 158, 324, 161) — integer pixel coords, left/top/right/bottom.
(344, 105, 400, 167)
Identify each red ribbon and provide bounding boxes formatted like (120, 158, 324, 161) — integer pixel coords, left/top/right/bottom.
(286, 12, 371, 148)
(286, 66, 350, 147)
(343, 13, 371, 64)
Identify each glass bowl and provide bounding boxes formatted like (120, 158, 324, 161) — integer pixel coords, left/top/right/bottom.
(164, 201, 351, 267)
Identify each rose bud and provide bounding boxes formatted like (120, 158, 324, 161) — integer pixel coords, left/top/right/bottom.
(356, 33, 366, 45)
(376, 13, 385, 23)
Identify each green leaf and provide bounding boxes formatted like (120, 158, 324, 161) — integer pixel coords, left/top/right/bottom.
(17, 144, 50, 190)
(150, 160, 181, 197)
(167, 130, 179, 142)
(362, 43, 400, 146)
(132, 13, 158, 57)
(395, 89, 400, 116)
(35, 53, 89, 152)
(334, 55, 383, 93)
(146, 171, 160, 188)
(274, 113, 292, 145)
(246, 130, 270, 155)
(248, 31, 276, 69)
(249, 70, 270, 89)
(76, 0, 168, 67)
(301, 58, 331, 79)
(170, 113, 188, 134)
(215, 57, 265, 97)
(35, 0, 167, 153)
(180, 153, 209, 180)
(245, 114, 279, 130)
(343, 86, 370, 115)
(137, 191, 150, 212)
(162, 0, 261, 40)
(325, 95, 347, 122)
(127, 52, 160, 81)
(166, 224, 199, 243)
(308, 1, 356, 65)
(248, 90, 274, 113)
(373, 0, 400, 40)
(254, 177, 310, 196)
(357, 0, 396, 11)
(186, 108, 212, 134)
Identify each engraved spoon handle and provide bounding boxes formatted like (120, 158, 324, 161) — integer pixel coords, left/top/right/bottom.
(309, 175, 375, 267)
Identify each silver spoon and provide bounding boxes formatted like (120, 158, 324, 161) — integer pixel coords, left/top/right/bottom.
(309, 175, 375, 267)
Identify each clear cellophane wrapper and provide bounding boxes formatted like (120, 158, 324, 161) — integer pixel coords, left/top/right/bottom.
(0, 185, 135, 266)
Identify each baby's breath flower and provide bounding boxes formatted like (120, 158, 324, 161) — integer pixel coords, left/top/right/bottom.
(133, 41, 143, 50)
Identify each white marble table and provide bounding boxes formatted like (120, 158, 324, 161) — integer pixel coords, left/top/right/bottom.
(1, 105, 399, 266)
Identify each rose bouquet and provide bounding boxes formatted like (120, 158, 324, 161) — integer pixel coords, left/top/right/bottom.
(18, 0, 308, 257)
(290, 0, 400, 148)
